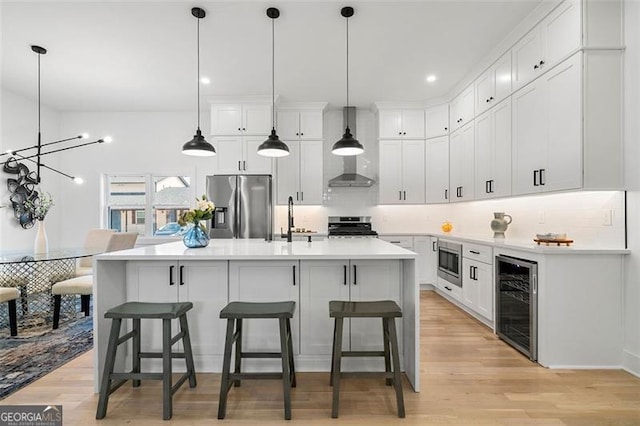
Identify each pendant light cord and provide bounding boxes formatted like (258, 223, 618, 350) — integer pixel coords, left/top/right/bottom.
(271, 17, 275, 129)
(196, 16, 201, 130)
(37, 51, 42, 182)
(345, 16, 350, 129)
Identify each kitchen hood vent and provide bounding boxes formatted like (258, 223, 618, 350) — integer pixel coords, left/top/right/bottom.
(328, 107, 375, 187)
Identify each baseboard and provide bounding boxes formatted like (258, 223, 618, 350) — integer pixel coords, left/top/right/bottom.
(547, 364, 623, 370)
(420, 284, 435, 291)
(623, 349, 640, 378)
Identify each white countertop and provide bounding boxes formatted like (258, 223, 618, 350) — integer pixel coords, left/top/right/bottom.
(98, 238, 417, 261)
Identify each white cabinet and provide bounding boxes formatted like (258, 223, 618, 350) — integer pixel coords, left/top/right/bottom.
(512, 0, 581, 91)
(211, 103, 272, 136)
(425, 104, 449, 138)
(229, 260, 300, 355)
(379, 235, 413, 250)
(213, 136, 273, 174)
(379, 140, 425, 204)
(413, 236, 438, 286)
(425, 136, 450, 204)
(461, 243, 493, 322)
(450, 85, 475, 130)
(449, 123, 475, 202)
(512, 53, 582, 195)
(378, 109, 425, 139)
(299, 260, 402, 355)
(475, 52, 512, 115)
(277, 109, 324, 140)
(126, 260, 229, 358)
(475, 98, 512, 200)
(276, 140, 323, 205)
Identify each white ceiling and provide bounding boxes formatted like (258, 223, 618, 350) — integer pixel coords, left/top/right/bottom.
(1, 0, 542, 112)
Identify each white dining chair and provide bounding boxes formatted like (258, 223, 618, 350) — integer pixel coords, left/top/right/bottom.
(75, 228, 116, 277)
(51, 232, 138, 329)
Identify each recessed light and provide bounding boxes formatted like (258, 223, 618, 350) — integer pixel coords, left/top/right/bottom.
(426, 75, 437, 83)
(200, 77, 211, 85)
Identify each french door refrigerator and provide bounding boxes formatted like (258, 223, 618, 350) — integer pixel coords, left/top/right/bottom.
(206, 175, 273, 240)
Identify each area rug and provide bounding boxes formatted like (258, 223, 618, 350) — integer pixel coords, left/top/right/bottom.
(0, 315, 93, 399)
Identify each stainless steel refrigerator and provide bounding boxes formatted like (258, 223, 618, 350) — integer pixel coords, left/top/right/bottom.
(206, 175, 273, 240)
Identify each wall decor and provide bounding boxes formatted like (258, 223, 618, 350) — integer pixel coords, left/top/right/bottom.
(4, 157, 40, 229)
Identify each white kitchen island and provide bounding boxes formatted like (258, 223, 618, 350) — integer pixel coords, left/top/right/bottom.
(93, 238, 419, 392)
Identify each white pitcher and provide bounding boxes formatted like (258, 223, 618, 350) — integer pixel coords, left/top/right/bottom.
(491, 212, 512, 238)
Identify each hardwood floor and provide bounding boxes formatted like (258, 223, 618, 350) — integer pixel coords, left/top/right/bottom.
(3, 291, 640, 425)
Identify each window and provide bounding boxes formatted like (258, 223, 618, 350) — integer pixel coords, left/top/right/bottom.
(106, 174, 193, 236)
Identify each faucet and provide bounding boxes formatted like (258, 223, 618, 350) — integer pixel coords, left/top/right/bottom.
(287, 195, 294, 243)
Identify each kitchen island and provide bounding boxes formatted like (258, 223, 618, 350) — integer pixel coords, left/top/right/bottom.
(93, 238, 419, 391)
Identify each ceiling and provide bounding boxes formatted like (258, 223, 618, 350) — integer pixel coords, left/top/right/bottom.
(1, 0, 542, 112)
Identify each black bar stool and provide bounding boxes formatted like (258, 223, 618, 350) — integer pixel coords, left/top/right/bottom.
(218, 301, 296, 420)
(96, 301, 197, 421)
(329, 300, 405, 418)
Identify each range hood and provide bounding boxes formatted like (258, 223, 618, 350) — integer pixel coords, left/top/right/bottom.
(328, 107, 375, 187)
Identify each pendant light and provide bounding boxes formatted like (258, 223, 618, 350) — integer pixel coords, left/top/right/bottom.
(182, 7, 216, 157)
(332, 6, 364, 156)
(257, 7, 290, 158)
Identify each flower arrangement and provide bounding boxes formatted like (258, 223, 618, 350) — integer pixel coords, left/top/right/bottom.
(24, 191, 54, 221)
(178, 195, 215, 227)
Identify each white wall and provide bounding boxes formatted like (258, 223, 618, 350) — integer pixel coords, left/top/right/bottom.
(623, 0, 640, 377)
(0, 89, 63, 251)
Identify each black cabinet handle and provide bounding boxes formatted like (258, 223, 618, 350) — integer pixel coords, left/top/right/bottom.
(469, 266, 474, 280)
(539, 60, 545, 66)
(296, 192, 299, 201)
(238, 161, 241, 171)
(292, 265, 296, 286)
(343, 265, 347, 285)
(169, 265, 175, 286)
(243, 160, 246, 171)
(485, 180, 490, 194)
(242, 127, 246, 131)
(179, 265, 184, 286)
(444, 286, 452, 292)
(403, 132, 407, 135)
(432, 241, 437, 251)
(540, 168, 545, 185)
(399, 132, 402, 135)
(534, 64, 539, 70)
(444, 127, 448, 131)
(301, 192, 304, 201)
(237, 127, 241, 131)
(533, 169, 539, 186)
(353, 265, 357, 285)
(300, 132, 304, 136)
(489, 180, 494, 193)
(399, 190, 402, 201)
(296, 132, 299, 136)
(470, 250, 480, 255)
(403, 190, 406, 201)
(445, 189, 448, 200)
(489, 96, 494, 101)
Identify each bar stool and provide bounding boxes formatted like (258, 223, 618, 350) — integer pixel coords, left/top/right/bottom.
(218, 301, 296, 420)
(96, 301, 197, 421)
(329, 300, 405, 418)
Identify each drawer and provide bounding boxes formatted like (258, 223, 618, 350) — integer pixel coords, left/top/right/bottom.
(437, 277, 462, 301)
(380, 236, 414, 250)
(463, 242, 492, 264)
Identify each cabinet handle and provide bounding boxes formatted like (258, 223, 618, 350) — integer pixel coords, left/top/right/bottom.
(179, 265, 184, 286)
(533, 170, 539, 186)
(169, 265, 175, 286)
(399, 190, 402, 201)
(485, 180, 490, 193)
(444, 286, 452, 292)
(300, 132, 304, 136)
(296, 132, 299, 136)
(238, 127, 241, 131)
(292, 265, 296, 286)
(242, 127, 246, 131)
(534, 64, 539, 70)
(403, 132, 406, 135)
(403, 190, 407, 201)
(399, 132, 402, 135)
(539, 168, 545, 185)
(296, 192, 299, 201)
(243, 160, 246, 171)
(238, 161, 242, 171)
(432, 241, 437, 252)
(469, 265, 474, 280)
(444, 127, 448, 131)
(343, 265, 347, 285)
(470, 250, 480, 255)
(353, 265, 357, 285)
(300, 192, 304, 201)
(444, 189, 448, 200)
(489, 180, 494, 193)
(539, 60, 545, 66)
(489, 96, 494, 101)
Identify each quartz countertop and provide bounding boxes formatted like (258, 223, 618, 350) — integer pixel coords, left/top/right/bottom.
(97, 238, 417, 261)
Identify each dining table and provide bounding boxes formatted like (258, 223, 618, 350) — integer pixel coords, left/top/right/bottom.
(0, 248, 100, 330)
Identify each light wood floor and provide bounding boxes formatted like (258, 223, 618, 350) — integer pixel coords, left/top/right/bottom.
(3, 291, 640, 425)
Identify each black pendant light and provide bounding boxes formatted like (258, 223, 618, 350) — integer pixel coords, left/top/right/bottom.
(182, 7, 216, 157)
(257, 7, 290, 158)
(332, 6, 364, 156)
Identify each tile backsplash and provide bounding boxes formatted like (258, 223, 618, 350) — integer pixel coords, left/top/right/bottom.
(275, 191, 625, 248)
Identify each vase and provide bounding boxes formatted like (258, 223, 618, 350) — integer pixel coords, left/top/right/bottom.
(490, 212, 512, 238)
(183, 222, 210, 248)
(34, 219, 49, 254)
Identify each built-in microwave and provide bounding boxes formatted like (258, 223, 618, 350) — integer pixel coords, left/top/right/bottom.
(437, 240, 462, 287)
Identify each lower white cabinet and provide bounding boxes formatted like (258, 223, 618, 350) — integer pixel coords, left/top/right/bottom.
(229, 260, 300, 354)
(461, 243, 493, 322)
(126, 260, 229, 357)
(414, 236, 438, 285)
(299, 260, 402, 356)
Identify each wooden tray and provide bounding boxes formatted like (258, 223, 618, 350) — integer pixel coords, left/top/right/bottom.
(534, 238, 574, 246)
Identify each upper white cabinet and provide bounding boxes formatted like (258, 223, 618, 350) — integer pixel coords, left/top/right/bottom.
(512, 53, 582, 195)
(512, 1, 581, 91)
(425, 136, 450, 204)
(378, 109, 425, 139)
(277, 106, 325, 140)
(276, 140, 323, 205)
(211, 103, 272, 136)
(450, 85, 475, 130)
(475, 98, 512, 200)
(475, 52, 512, 115)
(449, 123, 475, 202)
(379, 140, 426, 204)
(425, 104, 449, 139)
(213, 136, 273, 175)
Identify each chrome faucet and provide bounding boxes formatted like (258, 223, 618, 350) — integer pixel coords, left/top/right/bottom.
(287, 195, 294, 243)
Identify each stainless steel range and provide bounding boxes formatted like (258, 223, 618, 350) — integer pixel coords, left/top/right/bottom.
(328, 216, 378, 238)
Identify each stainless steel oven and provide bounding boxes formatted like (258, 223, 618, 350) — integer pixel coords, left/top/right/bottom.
(437, 240, 462, 287)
